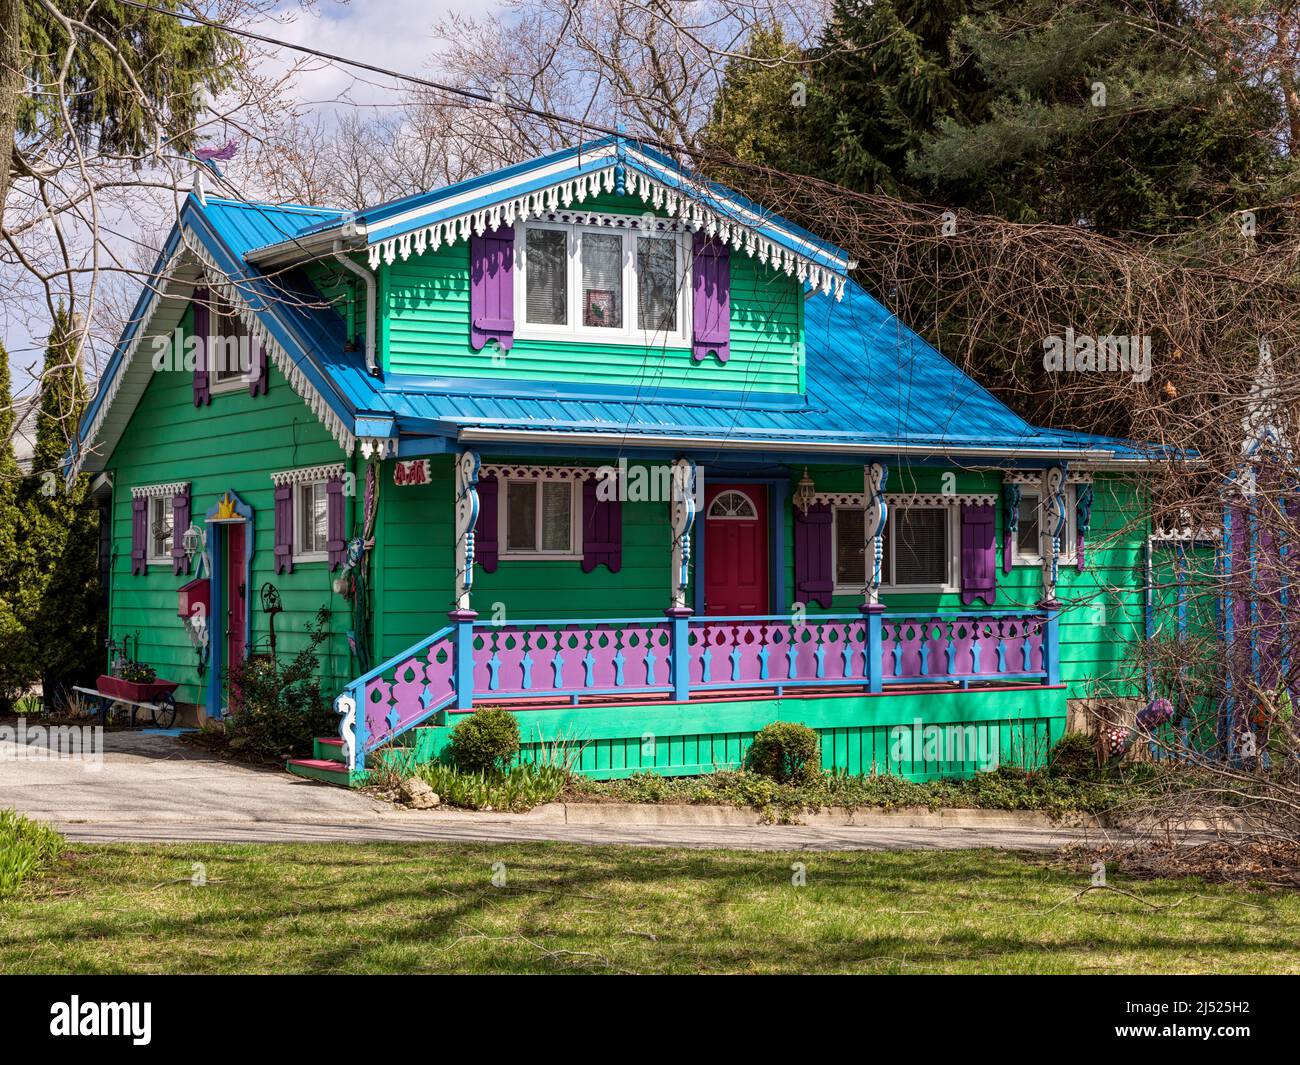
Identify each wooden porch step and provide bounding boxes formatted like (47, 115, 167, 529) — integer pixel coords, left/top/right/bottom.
(312, 735, 344, 761)
(286, 756, 354, 787)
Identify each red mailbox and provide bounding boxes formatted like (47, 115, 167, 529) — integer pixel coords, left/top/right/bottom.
(177, 576, 211, 621)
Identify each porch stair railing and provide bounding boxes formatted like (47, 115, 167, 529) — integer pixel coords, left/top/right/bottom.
(328, 608, 1061, 771)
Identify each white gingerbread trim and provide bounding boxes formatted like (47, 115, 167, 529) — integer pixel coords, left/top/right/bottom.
(814, 491, 997, 508)
(366, 154, 850, 301)
(481, 463, 600, 482)
(1005, 469, 1094, 486)
(270, 463, 344, 488)
(131, 481, 189, 499)
(190, 240, 355, 455)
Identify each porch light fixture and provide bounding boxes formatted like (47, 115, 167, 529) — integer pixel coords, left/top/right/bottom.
(182, 523, 205, 565)
(793, 467, 817, 515)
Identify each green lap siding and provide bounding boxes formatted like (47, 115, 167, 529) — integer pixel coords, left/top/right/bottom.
(375, 191, 804, 393)
(104, 304, 353, 710)
(785, 466, 1150, 701)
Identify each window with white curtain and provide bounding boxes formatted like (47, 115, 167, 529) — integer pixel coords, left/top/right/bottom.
(516, 220, 691, 344)
(501, 478, 582, 559)
(1015, 487, 1076, 563)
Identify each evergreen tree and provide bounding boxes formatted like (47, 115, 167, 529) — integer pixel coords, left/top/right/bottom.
(0, 343, 32, 711)
(15, 307, 100, 704)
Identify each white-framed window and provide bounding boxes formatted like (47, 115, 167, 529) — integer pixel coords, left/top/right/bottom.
(500, 476, 582, 560)
(295, 479, 331, 562)
(148, 494, 173, 563)
(514, 218, 692, 346)
(832, 504, 956, 594)
(207, 295, 249, 394)
(1015, 487, 1076, 564)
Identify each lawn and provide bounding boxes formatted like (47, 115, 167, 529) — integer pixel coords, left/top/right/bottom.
(1, 842, 1297, 974)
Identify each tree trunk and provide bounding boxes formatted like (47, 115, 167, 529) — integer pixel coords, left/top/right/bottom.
(0, 0, 21, 231)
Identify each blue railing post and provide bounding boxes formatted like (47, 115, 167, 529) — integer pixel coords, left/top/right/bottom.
(666, 607, 692, 702)
(863, 603, 885, 693)
(449, 609, 478, 710)
(1040, 600, 1061, 686)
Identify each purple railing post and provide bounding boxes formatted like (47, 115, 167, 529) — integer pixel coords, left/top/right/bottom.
(666, 607, 692, 702)
(449, 609, 477, 710)
(863, 604, 885, 693)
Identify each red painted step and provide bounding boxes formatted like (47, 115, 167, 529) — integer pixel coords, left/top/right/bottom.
(288, 757, 345, 771)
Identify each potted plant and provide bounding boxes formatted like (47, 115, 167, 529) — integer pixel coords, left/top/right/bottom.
(98, 657, 177, 703)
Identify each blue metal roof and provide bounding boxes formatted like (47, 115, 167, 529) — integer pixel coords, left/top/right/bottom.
(76, 193, 1152, 469)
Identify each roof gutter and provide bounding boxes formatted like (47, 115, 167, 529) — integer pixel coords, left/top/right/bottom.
(456, 426, 1118, 461)
(332, 234, 378, 377)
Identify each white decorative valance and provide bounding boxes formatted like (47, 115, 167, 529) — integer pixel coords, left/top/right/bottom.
(1004, 469, 1094, 486)
(366, 157, 850, 300)
(131, 481, 188, 499)
(480, 463, 600, 482)
(271, 463, 344, 488)
(815, 491, 997, 508)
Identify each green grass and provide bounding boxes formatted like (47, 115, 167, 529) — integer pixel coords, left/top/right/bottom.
(0, 810, 64, 898)
(1, 841, 1297, 973)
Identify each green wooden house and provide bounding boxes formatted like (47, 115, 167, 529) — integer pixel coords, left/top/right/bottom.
(70, 137, 1158, 785)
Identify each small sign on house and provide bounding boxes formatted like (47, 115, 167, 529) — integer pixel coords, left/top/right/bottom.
(393, 459, 430, 486)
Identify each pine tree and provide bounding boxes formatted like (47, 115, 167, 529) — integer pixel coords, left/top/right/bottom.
(14, 307, 100, 704)
(0, 342, 32, 711)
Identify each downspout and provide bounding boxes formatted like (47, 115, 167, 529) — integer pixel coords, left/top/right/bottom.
(332, 236, 378, 377)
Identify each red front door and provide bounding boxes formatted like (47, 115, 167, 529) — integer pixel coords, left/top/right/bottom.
(704, 484, 769, 615)
(226, 523, 247, 665)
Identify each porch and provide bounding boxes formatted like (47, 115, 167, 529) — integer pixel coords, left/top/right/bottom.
(292, 605, 1065, 783)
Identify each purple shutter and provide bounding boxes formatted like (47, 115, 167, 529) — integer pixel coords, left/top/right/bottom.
(581, 476, 623, 573)
(274, 484, 294, 575)
(131, 496, 148, 576)
(248, 336, 268, 397)
(326, 475, 346, 571)
(960, 503, 997, 606)
(793, 502, 833, 608)
(192, 288, 211, 406)
(477, 476, 499, 573)
(171, 486, 191, 575)
(692, 232, 731, 363)
(470, 229, 515, 352)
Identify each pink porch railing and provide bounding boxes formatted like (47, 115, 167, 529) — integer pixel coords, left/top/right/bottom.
(337, 608, 1059, 770)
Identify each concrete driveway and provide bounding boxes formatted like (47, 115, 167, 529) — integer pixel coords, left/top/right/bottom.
(0, 728, 1111, 852)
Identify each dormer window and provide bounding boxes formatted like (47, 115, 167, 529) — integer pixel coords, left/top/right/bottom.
(515, 217, 691, 345)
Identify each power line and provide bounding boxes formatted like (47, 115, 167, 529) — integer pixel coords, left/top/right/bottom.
(116, 0, 662, 152)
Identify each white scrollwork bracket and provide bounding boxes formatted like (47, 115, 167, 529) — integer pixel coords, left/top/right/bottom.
(1042, 465, 1067, 602)
(336, 692, 357, 771)
(454, 451, 482, 612)
(670, 457, 697, 610)
(864, 462, 889, 606)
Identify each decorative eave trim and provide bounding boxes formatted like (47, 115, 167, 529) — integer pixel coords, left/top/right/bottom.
(1152, 527, 1221, 542)
(366, 162, 849, 300)
(271, 463, 345, 488)
(189, 239, 355, 456)
(131, 481, 189, 499)
(71, 223, 357, 481)
(1004, 470, 1093, 486)
(480, 463, 600, 482)
(815, 491, 997, 507)
(72, 241, 185, 482)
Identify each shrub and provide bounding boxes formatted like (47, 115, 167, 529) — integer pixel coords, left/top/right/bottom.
(747, 721, 821, 783)
(1047, 731, 1100, 779)
(0, 810, 63, 897)
(413, 762, 565, 811)
(224, 607, 337, 759)
(447, 707, 521, 773)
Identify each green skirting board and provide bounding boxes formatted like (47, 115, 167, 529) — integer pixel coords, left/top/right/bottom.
(399, 684, 1068, 782)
